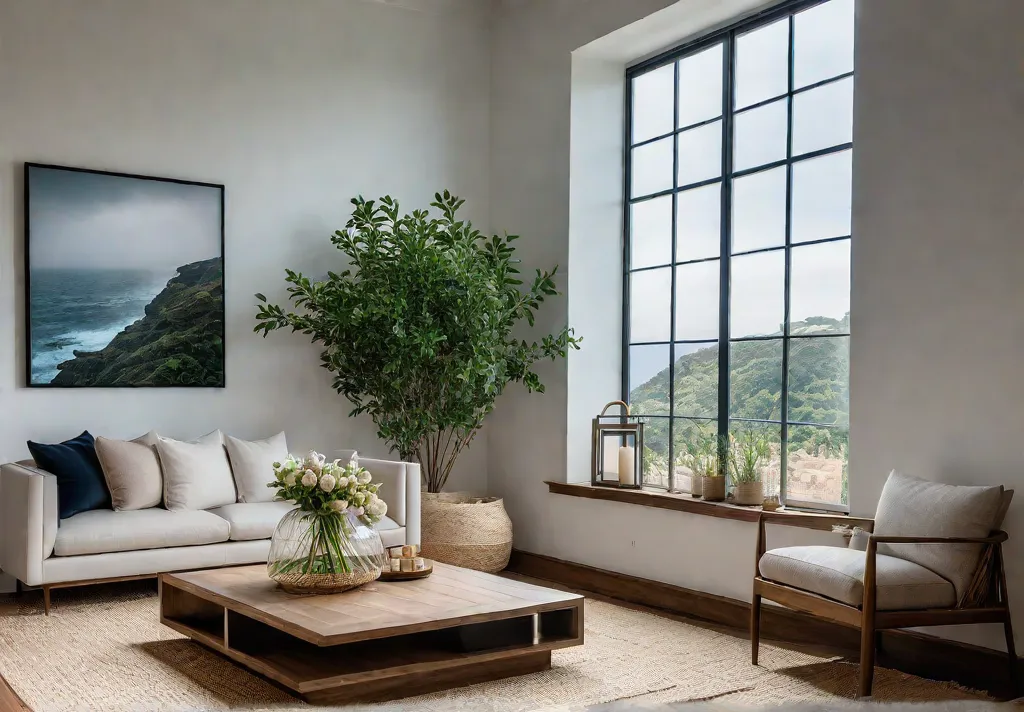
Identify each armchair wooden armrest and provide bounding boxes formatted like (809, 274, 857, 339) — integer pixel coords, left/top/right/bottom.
(868, 531, 1007, 546)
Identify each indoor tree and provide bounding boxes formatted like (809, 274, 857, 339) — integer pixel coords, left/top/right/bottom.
(255, 191, 580, 492)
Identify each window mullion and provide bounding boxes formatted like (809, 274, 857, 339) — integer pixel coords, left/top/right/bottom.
(718, 33, 734, 475)
(780, 12, 796, 505)
(667, 59, 680, 492)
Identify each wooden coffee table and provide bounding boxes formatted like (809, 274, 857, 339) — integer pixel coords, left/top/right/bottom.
(159, 563, 583, 704)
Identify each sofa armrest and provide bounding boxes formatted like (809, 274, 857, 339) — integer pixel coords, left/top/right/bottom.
(359, 458, 422, 547)
(0, 463, 58, 585)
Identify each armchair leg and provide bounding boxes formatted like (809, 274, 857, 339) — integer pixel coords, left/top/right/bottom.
(858, 621, 876, 697)
(1003, 614, 1018, 696)
(751, 592, 762, 665)
(42, 586, 51, 616)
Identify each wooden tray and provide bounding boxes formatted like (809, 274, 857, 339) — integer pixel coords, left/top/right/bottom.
(379, 560, 433, 581)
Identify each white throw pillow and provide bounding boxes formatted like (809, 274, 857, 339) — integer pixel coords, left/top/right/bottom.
(95, 430, 163, 511)
(156, 430, 236, 511)
(224, 432, 288, 503)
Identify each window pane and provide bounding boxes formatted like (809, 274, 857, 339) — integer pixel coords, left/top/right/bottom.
(730, 251, 784, 338)
(787, 424, 848, 505)
(794, 0, 855, 89)
(730, 338, 782, 420)
(629, 267, 671, 342)
(642, 426, 671, 488)
(630, 196, 672, 269)
(678, 44, 723, 127)
(791, 149, 852, 243)
(677, 121, 722, 186)
(632, 64, 675, 144)
(735, 18, 789, 109)
(629, 344, 670, 415)
(734, 98, 788, 172)
(788, 336, 849, 424)
(732, 167, 786, 253)
(790, 240, 851, 325)
(675, 260, 719, 340)
(729, 421, 782, 499)
(676, 184, 720, 262)
(793, 77, 853, 156)
(673, 418, 719, 493)
(673, 342, 719, 418)
(631, 137, 673, 198)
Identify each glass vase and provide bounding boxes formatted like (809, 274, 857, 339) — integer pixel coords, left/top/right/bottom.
(267, 509, 387, 594)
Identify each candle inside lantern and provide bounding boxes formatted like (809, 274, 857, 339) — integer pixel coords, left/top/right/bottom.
(618, 445, 635, 485)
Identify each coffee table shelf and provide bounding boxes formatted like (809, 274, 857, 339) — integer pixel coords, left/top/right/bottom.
(160, 563, 584, 703)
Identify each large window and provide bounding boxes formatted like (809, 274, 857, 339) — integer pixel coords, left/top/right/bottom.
(624, 0, 853, 510)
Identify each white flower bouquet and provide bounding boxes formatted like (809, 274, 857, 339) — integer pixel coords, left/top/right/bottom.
(266, 451, 389, 592)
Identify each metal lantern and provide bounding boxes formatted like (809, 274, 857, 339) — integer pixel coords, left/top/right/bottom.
(591, 400, 644, 489)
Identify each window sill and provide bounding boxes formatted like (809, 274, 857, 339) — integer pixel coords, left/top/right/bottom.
(545, 481, 870, 530)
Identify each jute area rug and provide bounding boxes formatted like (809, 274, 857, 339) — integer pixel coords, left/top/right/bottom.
(0, 582, 992, 712)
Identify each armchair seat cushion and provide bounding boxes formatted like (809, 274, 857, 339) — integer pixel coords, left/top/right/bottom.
(759, 545, 956, 611)
(54, 508, 230, 557)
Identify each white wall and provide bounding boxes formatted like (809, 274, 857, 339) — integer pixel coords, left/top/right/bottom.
(0, 0, 490, 495)
(490, 0, 1024, 653)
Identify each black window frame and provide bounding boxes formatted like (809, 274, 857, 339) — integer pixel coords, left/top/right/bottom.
(622, 0, 853, 511)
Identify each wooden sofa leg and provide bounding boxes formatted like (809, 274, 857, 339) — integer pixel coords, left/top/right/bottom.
(751, 592, 762, 665)
(42, 586, 51, 616)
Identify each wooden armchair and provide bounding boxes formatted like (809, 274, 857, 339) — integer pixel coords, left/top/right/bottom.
(751, 482, 1016, 698)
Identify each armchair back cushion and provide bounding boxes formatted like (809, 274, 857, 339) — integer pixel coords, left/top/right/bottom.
(874, 471, 1004, 600)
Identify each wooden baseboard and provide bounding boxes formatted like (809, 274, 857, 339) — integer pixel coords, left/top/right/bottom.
(508, 549, 1020, 699)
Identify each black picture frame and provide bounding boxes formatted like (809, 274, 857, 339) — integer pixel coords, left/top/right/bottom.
(24, 163, 226, 388)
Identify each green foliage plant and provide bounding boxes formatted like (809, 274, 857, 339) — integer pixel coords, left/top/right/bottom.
(679, 425, 725, 479)
(730, 429, 772, 484)
(255, 191, 581, 493)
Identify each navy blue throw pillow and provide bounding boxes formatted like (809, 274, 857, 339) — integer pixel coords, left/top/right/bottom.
(27, 431, 111, 519)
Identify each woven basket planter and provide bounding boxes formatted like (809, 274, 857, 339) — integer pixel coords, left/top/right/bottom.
(733, 481, 764, 506)
(701, 476, 726, 502)
(420, 493, 513, 573)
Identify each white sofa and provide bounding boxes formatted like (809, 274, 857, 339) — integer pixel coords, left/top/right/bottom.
(0, 456, 420, 611)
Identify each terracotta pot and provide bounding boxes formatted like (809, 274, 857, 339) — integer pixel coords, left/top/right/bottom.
(734, 480, 764, 506)
(420, 492, 513, 573)
(701, 476, 726, 502)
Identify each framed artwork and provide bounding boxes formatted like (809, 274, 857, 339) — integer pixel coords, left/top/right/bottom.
(25, 163, 225, 387)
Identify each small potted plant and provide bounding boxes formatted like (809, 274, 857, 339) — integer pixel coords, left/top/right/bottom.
(680, 427, 725, 502)
(730, 430, 771, 506)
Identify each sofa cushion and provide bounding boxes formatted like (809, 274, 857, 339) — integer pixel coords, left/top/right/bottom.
(207, 502, 404, 547)
(874, 471, 1005, 601)
(54, 508, 230, 557)
(208, 501, 296, 541)
(27, 431, 110, 519)
(759, 545, 956, 611)
(224, 432, 288, 503)
(156, 431, 237, 511)
(376, 516, 404, 549)
(95, 431, 163, 511)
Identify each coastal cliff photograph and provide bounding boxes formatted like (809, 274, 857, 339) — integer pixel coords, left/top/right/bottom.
(25, 164, 225, 387)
